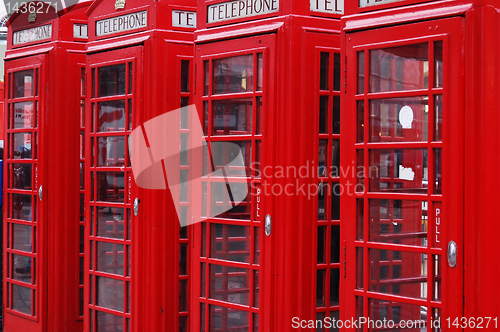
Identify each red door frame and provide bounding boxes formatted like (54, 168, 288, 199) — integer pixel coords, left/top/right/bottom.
(85, 45, 143, 332)
(3, 54, 48, 332)
(342, 16, 465, 330)
(192, 33, 277, 332)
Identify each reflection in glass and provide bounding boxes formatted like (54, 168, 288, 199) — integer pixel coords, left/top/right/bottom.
(96, 208, 124, 239)
(370, 200, 427, 247)
(210, 182, 250, 220)
(13, 101, 33, 129)
(370, 43, 429, 92)
(210, 141, 251, 177)
(257, 53, 263, 91)
(210, 305, 249, 331)
(320, 53, 330, 91)
(99, 64, 126, 97)
(13, 70, 34, 99)
(370, 249, 427, 299)
(370, 97, 428, 142)
(12, 194, 33, 221)
(434, 149, 442, 194)
(369, 298, 427, 325)
(97, 172, 125, 203)
(96, 242, 124, 275)
(357, 101, 364, 143)
(97, 310, 123, 331)
(212, 99, 252, 135)
(13, 223, 32, 252)
(357, 52, 365, 94)
(96, 277, 124, 312)
(210, 223, 250, 263)
(213, 55, 253, 95)
(97, 100, 125, 132)
(210, 265, 249, 305)
(369, 149, 428, 193)
(97, 136, 125, 167)
(12, 164, 32, 190)
(434, 95, 443, 141)
(13, 133, 32, 159)
(12, 284, 31, 315)
(435, 41, 443, 88)
(13, 254, 32, 281)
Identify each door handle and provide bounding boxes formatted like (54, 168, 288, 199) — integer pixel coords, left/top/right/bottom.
(134, 198, 140, 216)
(448, 241, 457, 268)
(38, 186, 43, 201)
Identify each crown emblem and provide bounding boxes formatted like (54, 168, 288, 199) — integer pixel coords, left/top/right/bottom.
(28, 11, 36, 23)
(115, 0, 125, 10)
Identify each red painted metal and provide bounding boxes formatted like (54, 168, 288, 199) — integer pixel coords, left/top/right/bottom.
(3, 2, 89, 332)
(84, 1, 195, 331)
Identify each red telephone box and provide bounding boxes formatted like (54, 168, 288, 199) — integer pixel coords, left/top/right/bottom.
(3, 2, 89, 331)
(84, 1, 196, 331)
(193, 1, 344, 331)
(340, 0, 500, 330)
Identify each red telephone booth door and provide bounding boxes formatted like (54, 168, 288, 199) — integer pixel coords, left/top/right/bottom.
(343, 17, 465, 330)
(4, 54, 47, 330)
(85, 46, 142, 332)
(193, 34, 276, 331)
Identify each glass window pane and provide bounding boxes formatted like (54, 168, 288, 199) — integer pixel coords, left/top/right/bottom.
(13, 223, 32, 252)
(97, 136, 125, 167)
(213, 55, 253, 95)
(96, 277, 124, 312)
(97, 310, 124, 331)
(317, 269, 325, 307)
(181, 60, 190, 93)
(369, 298, 427, 325)
(331, 183, 340, 220)
(97, 172, 125, 203)
(12, 284, 31, 315)
(320, 53, 330, 91)
(369, 249, 427, 300)
(257, 53, 263, 91)
(330, 269, 340, 306)
(13, 101, 33, 129)
(210, 223, 250, 263)
(210, 265, 250, 305)
(204, 61, 209, 96)
(332, 96, 340, 134)
(318, 183, 326, 220)
(370, 200, 427, 247)
(210, 305, 249, 331)
(97, 101, 126, 132)
(13, 133, 32, 159)
(334, 53, 341, 91)
(319, 96, 328, 134)
(357, 52, 365, 94)
(370, 97, 428, 142)
(331, 225, 340, 264)
(434, 95, 443, 142)
(13, 254, 32, 281)
(317, 226, 326, 264)
(434, 149, 442, 194)
(331, 140, 340, 177)
(13, 70, 34, 98)
(212, 99, 252, 135)
(210, 182, 250, 220)
(12, 194, 33, 221)
(96, 242, 124, 275)
(210, 141, 251, 177)
(97, 207, 124, 239)
(370, 43, 429, 92)
(319, 140, 327, 177)
(357, 101, 364, 143)
(12, 164, 32, 190)
(99, 64, 126, 97)
(434, 41, 443, 88)
(369, 149, 428, 193)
